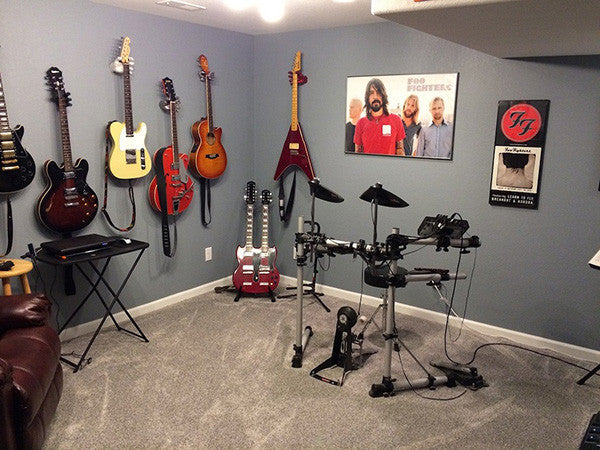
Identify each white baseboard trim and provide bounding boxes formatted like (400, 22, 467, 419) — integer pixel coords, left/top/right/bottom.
(59, 276, 232, 342)
(61, 275, 599, 363)
(279, 275, 600, 362)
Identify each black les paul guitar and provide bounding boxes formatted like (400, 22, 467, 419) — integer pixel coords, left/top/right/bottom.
(37, 67, 98, 234)
(0, 71, 35, 193)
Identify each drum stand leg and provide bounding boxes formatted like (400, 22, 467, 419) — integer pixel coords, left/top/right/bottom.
(292, 216, 313, 368)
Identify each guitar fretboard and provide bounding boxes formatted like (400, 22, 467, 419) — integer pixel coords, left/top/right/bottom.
(290, 72, 298, 132)
(261, 203, 270, 252)
(245, 204, 254, 252)
(205, 74, 214, 133)
(170, 101, 180, 170)
(57, 94, 74, 172)
(0, 73, 11, 134)
(123, 63, 134, 136)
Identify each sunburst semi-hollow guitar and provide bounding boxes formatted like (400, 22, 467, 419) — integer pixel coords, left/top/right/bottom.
(37, 67, 98, 233)
(273, 51, 315, 181)
(0, 71, 35, 193)
(107, 36, 151, 179)
(189, 54, 227, 179)
(148, 78, 193, 215)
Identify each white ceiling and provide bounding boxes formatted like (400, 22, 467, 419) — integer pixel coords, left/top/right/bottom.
(90, 0, 386, 35)
(91, 0, 600, 57)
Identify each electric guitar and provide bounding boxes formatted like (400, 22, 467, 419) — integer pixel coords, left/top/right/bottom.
(37, 67, 98, 233)
(107, 36, 151, 179)
(257, 189, 280, 291)
(148, 78, 193, 215)
(0, 71, 35, 193)
(189, 54, 227, 179)
(232, 181, 261, 292)
(273, 51, 315, 181)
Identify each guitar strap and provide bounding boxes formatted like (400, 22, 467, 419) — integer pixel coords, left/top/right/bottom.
(200, 177, 211, 226)
(101, 121, 136, 232)
(278, 170, 296, 222)
(154, 149, 177, 257)
(0, 195, 13, 257)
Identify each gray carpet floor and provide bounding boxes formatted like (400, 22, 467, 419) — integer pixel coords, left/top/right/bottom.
(44, 290, 600, 449)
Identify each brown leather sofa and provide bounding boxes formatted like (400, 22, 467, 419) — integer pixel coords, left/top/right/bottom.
(0, 293, 62, 449)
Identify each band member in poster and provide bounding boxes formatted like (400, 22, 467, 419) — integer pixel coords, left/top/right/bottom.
(496, 153, 534, 188)
(354, 78, 405, 155)
(415, 96, 453, 158)
(345, 98, 362, 153)
(400, 94, 421, 156)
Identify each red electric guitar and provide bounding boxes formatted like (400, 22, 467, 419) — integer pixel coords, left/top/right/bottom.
(148, 78, 193, 215)
(273, 51, 315, 181)
(189, 55, 227, 179)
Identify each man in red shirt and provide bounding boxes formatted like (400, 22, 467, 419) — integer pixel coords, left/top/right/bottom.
(354, 78, 405, 155)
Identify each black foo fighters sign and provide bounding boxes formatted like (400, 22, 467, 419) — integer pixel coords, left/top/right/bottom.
(489, 100, 550, 210)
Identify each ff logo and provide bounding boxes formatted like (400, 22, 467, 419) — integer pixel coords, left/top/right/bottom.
(501, 103, 542, 143)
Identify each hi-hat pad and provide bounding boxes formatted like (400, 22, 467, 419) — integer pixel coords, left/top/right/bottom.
(359, 183, 408, 208)
(309, 178, 344, 203)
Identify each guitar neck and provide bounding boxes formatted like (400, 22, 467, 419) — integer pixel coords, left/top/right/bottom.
(57, 95, 74, 172)
(290, 73, 298, 131)
(261, 203, 269, 252)
(123, 63, 134, 135)
(245, 204, 254, 252)
(0, 72, 12, 134)
(205, 78, 214, 133)
(170, 101, 180, 164)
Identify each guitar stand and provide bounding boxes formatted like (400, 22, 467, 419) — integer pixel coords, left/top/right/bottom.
(278, 250, 330, 312)
(233, 288, 276, 303)
(310, 306, 358, 386)
(577, 363, 600, 385)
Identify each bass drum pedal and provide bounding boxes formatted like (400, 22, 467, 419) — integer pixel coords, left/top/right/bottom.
(310, 306, 358, 386)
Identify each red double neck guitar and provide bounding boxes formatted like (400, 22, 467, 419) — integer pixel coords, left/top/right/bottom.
(273, 51, 315, 181)
(232, 183, 279, 294)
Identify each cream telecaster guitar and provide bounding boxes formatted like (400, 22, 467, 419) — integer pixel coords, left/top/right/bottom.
(107, 37, 151, 179)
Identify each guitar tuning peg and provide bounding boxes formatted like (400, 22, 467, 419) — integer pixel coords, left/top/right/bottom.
(208, 72, 215, 81)
(159, 100, 170, 111)
(110, 59, 123, 74)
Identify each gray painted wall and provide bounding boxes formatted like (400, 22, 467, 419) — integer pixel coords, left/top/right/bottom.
(1, 1, 599, 350)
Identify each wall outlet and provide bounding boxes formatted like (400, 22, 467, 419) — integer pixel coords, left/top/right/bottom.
(205, 247, 212, 261)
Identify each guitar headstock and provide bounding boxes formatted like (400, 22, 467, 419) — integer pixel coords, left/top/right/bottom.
(198, 54, 214, 82)
(245, 181, 256, 205)
(261, 189, 272, 205)
(45, 67, 71, 106)
(161, 77, 179, 109)
(288, 51, 307, 85)
(120, 37, 131, 64)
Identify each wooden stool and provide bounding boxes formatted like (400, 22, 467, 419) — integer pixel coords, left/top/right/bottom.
(0, 259, 33, 296)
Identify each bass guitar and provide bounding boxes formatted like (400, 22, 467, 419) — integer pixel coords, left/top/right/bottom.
(107, 36, 151, 179)
(273, 51, 315, 181)
(189, 54, 227, 179)
(37, 67, 98, 233)
(232, 181, 260, 292)
(148, 78, 193, 215)
(0, 71, 35, 193)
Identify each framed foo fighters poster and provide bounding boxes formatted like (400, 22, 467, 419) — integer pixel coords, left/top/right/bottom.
(489, 100, 550, 209)
(345, 73, 458, 159)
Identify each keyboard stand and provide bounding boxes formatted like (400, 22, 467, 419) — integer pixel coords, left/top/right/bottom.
(36, 240, 150, 372)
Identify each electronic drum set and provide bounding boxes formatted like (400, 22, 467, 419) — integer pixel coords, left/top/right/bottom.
(291, 178, 484, 397)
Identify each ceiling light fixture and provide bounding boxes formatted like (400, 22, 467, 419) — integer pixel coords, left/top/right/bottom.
(155, 0, 206, 11)
(258, 0, 284, 23)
